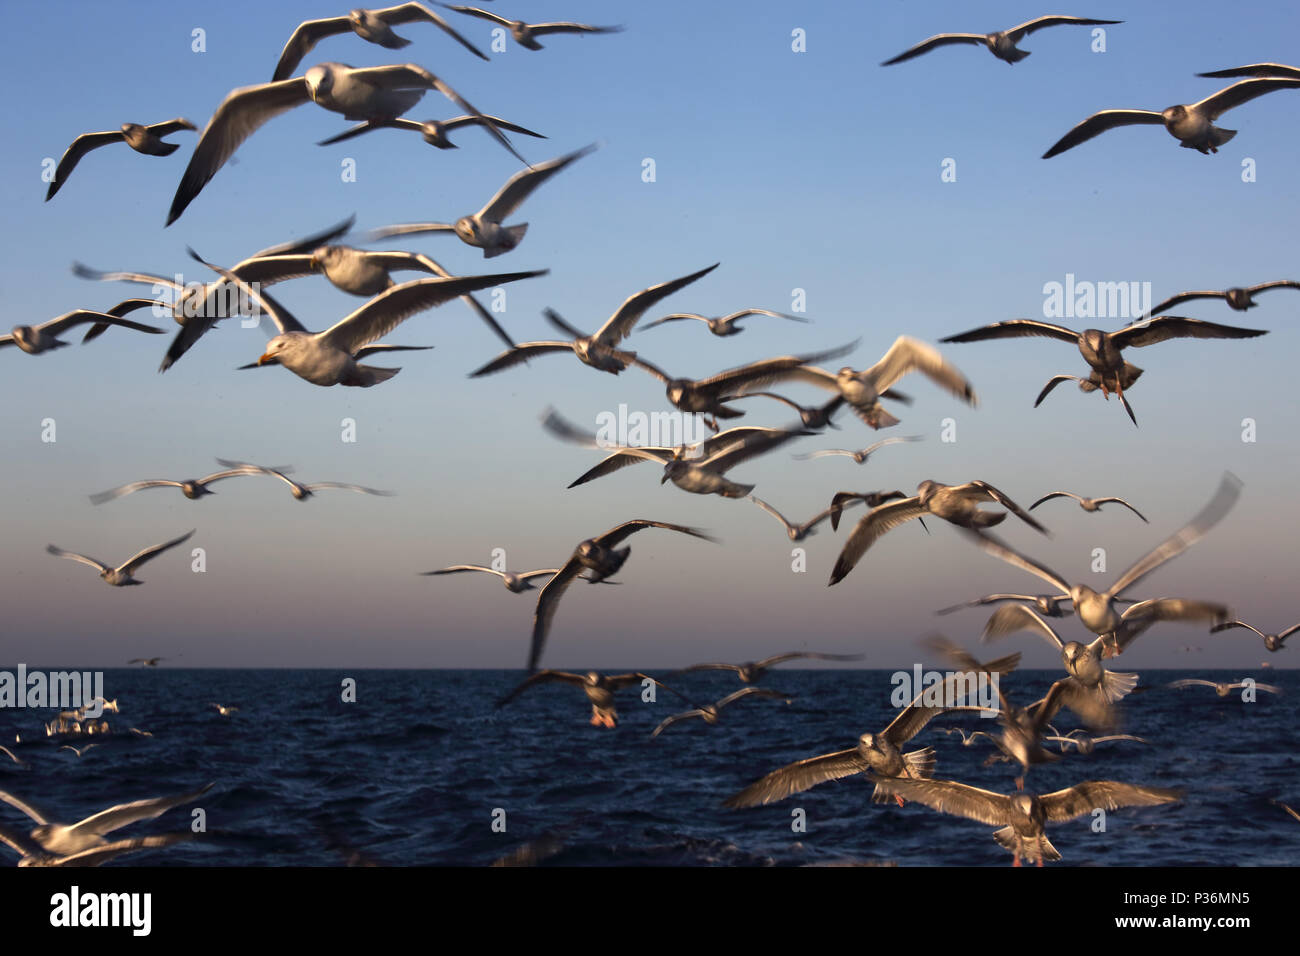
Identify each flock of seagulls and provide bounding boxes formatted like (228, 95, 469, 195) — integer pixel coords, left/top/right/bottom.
(5, 5, 1295, 868)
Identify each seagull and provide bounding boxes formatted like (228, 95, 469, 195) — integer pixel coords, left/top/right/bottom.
(793, 435, 923, 464)
(629, 341, 859, 431)
(938, 593, 1078, 618)
(0, 825, 194, 868)
(939, 726, 1005, 750)
(1029, 491, 1148, 523)
(1167, 679, 1281, 697)
(872, 777, 1181, 866)
(651, 687, 792, 738)
(74, 216, 357, 370)
(749, 494, 898, 542)
(127, 658, 165, 667)
(370, 144, 595, 258)
(271, 3, 488, 81)
(167, 62, 521, 224)
(210, 704, 239, 716)
(882, 16, 1121, 66)
(90, 464, 290, 504)
(722, 656, 1016, 809)
(1042, 77, 1300, 157)
(827, 480, 1048, 586)
(423, 565, 558, 592)
(639, 308, 809, 337)
(470, 263, 718, 377)
(190, 249, 544, 386)
(47, 530, 195, 587)
(59, 744, 98, 758)
(83, 698, 119, 715)
(45, 119, 196, 201)
(213, 460, 391, 500)
(1043, 729, 1147, 754)
(527, 520, 716, 673)
(1, 307, 164, 355)
(1212, 619, 1298, 653)
(960, 472, 1241, 654)
(736, 392, 847, 430)
(1197, 63, 1300, 81)
(540, 410, 812, 498)
(1146, 281, 1300, 316)
(941, 315, 1267, 425)
(496, 670, 666, 727)
(743, 336, 977, 429)
(673, 651, 865, 684)
(556, 424, 800, 490)
(444, 6, 623, 50)
(0, 783, 213, 858)
(318, 113, 545, 148)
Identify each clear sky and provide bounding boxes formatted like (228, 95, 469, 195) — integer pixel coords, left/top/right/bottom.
(1, 0, 1296, 670)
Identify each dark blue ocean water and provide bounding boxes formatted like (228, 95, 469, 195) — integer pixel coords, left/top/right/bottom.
(0, 668, 1295, 866)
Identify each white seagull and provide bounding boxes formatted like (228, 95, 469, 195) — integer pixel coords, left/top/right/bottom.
(882, 16, 1121, 66)
(47, 530, 196, 587)
(1, 306, 164, 355)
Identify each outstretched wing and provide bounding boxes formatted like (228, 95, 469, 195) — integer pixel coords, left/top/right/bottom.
(592, 263, 719, 348)
(46, 130, 123, 201)
(1042, 109, 1165, 158)
(881, 33, 985, 66)
(828, 498, 927, 585)
(723, 748, 868, 808)
(870, 777, 1012, 826)
(478, 144, 596, 223)
(496, 670, 585, 707)
(1192, 77, 1300, 120)
(593, 519, 716, 550)
(1040, 781, 1181, 822)
(270, 16, 352, 81)
(1110, 315, 1267, 350)
(118, 530, 196, 575)
(863, 336, 977, 403)
(70, 783, 214, 838)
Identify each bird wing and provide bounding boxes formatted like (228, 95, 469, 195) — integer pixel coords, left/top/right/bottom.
(594, 520, 716, 550)
(250, 216, 356, 258)
(828, 498, 927, 585)
(961, 529, 1072, 594)
(446, 5, 510, 27)
(89, 480, 182, 505)
(442, 114, 546, 138)
(592, 263, 719, 348)
(881, 33, 985, 66)
(703, 427, 811, 474)
(748, 496, 793, 531)
(167, 78, 310, 225)
(717, 687, 790, 709)
(941, 319, 1078, 345)
(863, 336, 977, 402)
(1042, 109, 1165, 159)
(954, 481, 1048, 534)
(1110, 315, 1267, 349)
(470, 341, 574, 376)
(1115, 599, 1228, 652)
(1193, 77, 1300, 120)
(1105, 473, 1242, 598)
(46, 130, 123, 200)
(529, 558, 586, 672)
(1040, 781, 1181, 822)
(1035, 374, 1090, 406)
(1279, 623, 1300, 640)
(369, 222, 457, 240)
(70, 262, 181, 293)
(46, 546, 111, 575)
(639, 313, 704, 331)
(1029, 491, 1080, 509)
(871, 777, 1012, 826)
(496, 670, 585, 707)
(0, 789, 50, 825)
(146, 118, 198, 137)
(1197, 63, 1300, 80)
(376, 2, 489, 61)
(118, 530, 196, 575)
(529, 22, 621, 37)
(567, 450, 668, 488)
(1006, 16, 1121, 41)
(409, 252, 515, 349)
(477, 144, 596, 223)
(1209, 620, 1262, 638)
(1145, 291, 1222, 315)
(982, 604, 1066, 650)
(651, 710, 705, 737)
(422, 565, 499, 577)
(70, 783, 214, 838)
(723, 748, 868, 808)
(771, 365, 841, 393)
(320, 270, 544, 354)
(270, 16, 352, 81)
(38, 310, 162, 338)
(754, 651, 864, 669)
(54, 832, 195, 867)
(694, 343, 859, 398)
(305, 482, 392, 496)
(224, 253, 317, 285)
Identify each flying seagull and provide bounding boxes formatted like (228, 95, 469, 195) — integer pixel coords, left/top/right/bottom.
(318, 112, 545, 148)
(0, 825, 194, 868)
(90, 464, 290, 504)
(527, 520, 716, 673)
(942, 315, 1266, 425)
(651, 687, 792, 738)
(1197, 63, 1300, 81)
(1044, 729, 1147, 755)
(1029, 491, 1148, 523)
(749, 494, 900, 542)
(47, 530, 195, 587)
(1147, 281, 1300, 316)
(470, 263, 718, 377)
(741, 336, 976, 429)
(271, 3, 488, 81)
(213, 460, 391, 500)
(423, 565, 559, 592)
(1167, 678, 1281, 697)
(828, 479, 1048, 586)
(793, 435, 923, 464)
(370, 144, 596, 258)
(445, 6, 623, 50)
(737, 392, 847, 430)
(673, 651, 865, 684)
(1042, 77, 1300, 157)
(639, 308, 808, 337)
(167, 62, 521, 224)
(190, 248, 543, 386)
(496, 670, 667, 727)
(1211, 619, 1298, 654)
(722, 652, 1016, 808)
(45, 119, 196, 201)
(1, 307, 164, 355)
(872, 777, 1181, 866)
(883, 16, 1120, 66)
(0, 782, 213, 857)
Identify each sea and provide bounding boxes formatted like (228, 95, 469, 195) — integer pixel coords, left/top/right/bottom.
(0, 668, 1295, 867)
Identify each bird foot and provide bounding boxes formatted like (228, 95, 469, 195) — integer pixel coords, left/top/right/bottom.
(1015, 777, 1025, 791)
(1012, 856, 1022, 867)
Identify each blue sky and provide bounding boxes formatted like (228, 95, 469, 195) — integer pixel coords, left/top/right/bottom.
(1, 0, 1296, 669)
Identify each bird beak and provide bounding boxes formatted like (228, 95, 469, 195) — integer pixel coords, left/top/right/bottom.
(257, 352, 275, 366)
(660, 474, 669, 484)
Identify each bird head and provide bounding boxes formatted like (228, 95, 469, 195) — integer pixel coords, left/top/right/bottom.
(916, 480, 940, 506)
(1161, 105, 1187, 124)
(304, 64, 336, 100)
(585, 672, 600, 686)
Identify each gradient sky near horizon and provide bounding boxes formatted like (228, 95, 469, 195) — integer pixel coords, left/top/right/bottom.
(1, 0, 1296, 670)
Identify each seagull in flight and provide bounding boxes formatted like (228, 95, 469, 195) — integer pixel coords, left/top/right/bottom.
(1211, 619, 1298, 654)
(673, 651, 865, 684)
(214, 460, 390, 500)
(318, 112, 544, 149)
(882, 16, 1120, 66)
(90, 464, 290, 504)
(639, 308, 808, 338)
(793, 435, 923, 464)
(444, 6, 623, 50)
(1146, 280, 1300, 316)
(1, 306, 164, 355)
(47, 530, 195, 587)
(651, 687, 792, 738)
(1029, 491, 1148, 523)
(45, 119, 196, 201)
(1167, 678, 1281, 698)
(496, 670, 668, 728)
